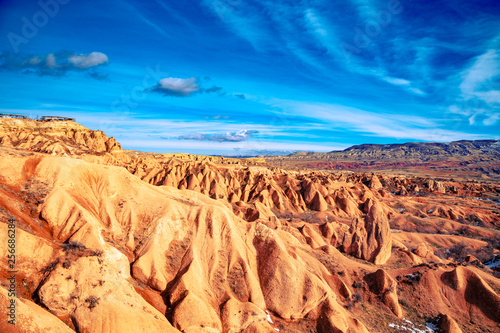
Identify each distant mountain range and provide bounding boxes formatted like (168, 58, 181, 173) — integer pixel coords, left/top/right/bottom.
(285, 140, 500, 160)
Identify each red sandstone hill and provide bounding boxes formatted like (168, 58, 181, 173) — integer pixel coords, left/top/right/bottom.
(0, 119, 499, 333)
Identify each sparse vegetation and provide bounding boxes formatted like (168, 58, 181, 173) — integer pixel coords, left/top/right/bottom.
(345, 302, 355, 310)
(60, 241, 103, 258)
(89, 249, 104, 257)
(61, 241, 87, 253)
(352, 293, 363, 303)
(352, 281, 364, 289)
(85, 296, 100, 309)
(401, 272, 422, 284)
(40, 259, 59, 274)
(436, 242, 495, 263)
(398, 298, 410, 308)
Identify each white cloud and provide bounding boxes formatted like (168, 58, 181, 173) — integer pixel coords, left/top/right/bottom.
(469, 114, 477, 125)
(475, 90, 500, 104)
(68, 52, 109, 69)
(460, 49, 500, 98)
(202, 0, 268, 51)
(29, 56, 41, 65)
(304, 9, 328, 38)
(0, 51, 109, 77)
(152, 77, 200, 97)
(45, 54, 58, 68)
(450, 45, 500, 126)
(383, 77, 411, 86)
(483, 113, 500, 126)
(382, 76, 426, 95)
(351, 0, 378, 21)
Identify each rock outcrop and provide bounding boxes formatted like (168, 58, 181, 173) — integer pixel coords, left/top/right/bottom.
(343, 201, 392, 265)
(365, 269, 402, 317)
(0, 118, 121, 154)
(438, 314, 463, 333)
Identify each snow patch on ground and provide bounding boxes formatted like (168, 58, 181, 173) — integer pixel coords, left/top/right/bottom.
(266, 311, 274, 324)
(485, 255, 500, 269)
(265, 311, 279, 331)
(426, 322, 439, 331)
(389, 318, 436, 332)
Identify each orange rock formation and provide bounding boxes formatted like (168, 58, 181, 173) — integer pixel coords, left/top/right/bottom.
(0, 120, 499, 332)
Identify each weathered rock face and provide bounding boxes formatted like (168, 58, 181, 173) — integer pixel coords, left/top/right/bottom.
(343, 201, 392, 265)
(438, 314, 463, 333)
(365, 269, 402, 318)
(0, 118, 121, 154)
(441, 267, 500, 321)
(0, 152, 371, 332)
(130, 158, 379, 219)
(415, 242, 442, 262)
(0, 286, 74, 333)
(368, 175, 382, 190)
(39, 255, 178, 333)
(134, 161, 396, 265)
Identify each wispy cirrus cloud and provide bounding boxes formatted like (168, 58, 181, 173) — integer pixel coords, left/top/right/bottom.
(351, 0, 380, 22)
(265, 98, 492, 142)
(1, 0, 498, 157)
(119, 0, 169, 37)
(381, 76, 426, 95)
(203, 0, 429, 97)
(459, 49, 500, 102)
(202, 0, 271, 51)
(234, 148, 298, 156)
(449, 38, 500, 126)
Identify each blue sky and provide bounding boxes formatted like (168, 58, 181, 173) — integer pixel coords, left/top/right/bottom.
(1, 0, 499, 155)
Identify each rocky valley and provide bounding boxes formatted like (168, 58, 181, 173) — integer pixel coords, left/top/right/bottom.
(264, 141, 500, 182)
(0, 119, 499, 333)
